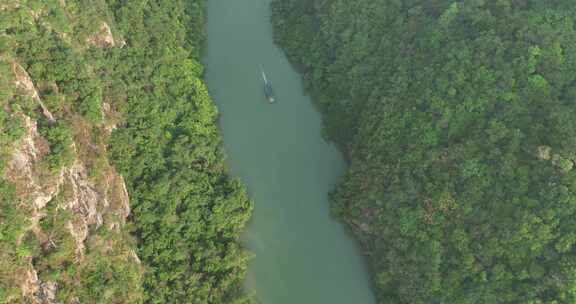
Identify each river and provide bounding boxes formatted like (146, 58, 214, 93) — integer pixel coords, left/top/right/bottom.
(204, 0, 376, 303)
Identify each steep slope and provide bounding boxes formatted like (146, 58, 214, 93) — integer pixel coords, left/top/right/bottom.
(1, 0, 252, 303)
(1, 1, 142, 302)
(105, 0, 253, 302)
(273, 0, 576, 303)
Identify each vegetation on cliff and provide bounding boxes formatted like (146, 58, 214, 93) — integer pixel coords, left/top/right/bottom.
(1, 0, 143, 302)
(273, 0, 576, 302)
(1, 0, 252, 303)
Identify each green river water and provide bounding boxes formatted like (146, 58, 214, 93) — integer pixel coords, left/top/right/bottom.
(204, 0, 376, 303)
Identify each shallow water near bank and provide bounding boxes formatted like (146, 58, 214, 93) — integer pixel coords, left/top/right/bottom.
(204, 0, 376, 303)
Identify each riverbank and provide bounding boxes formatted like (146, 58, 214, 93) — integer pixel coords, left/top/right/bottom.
(271, 0, 576, 302)
(204, 0, 376, 303)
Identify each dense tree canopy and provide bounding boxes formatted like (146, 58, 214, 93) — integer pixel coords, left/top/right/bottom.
(105, 0, 253, 302)
(273, 0, 576, 303)
(1, 0, 252, 302)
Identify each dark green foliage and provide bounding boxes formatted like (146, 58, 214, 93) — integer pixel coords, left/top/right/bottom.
(0, 0, 252, 304)
(0, 181, 29, 300)
(2, 0, 251, 302)
(11, 9, 105, 123)
(0, 181, 27, 245)
(106, 0, 253, 303)
(0, 58, 24, 173)
(39, 120, 74, 172)
(273, 0, 576, 303)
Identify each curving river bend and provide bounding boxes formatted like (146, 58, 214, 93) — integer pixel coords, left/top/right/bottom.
(204, 0, 376, 303)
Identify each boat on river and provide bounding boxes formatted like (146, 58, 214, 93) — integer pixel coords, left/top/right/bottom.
(260, 66, 275, 103)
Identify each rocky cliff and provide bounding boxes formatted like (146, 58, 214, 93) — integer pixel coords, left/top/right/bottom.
(0, 1, 142, 302)
(2, 0, 253, 302)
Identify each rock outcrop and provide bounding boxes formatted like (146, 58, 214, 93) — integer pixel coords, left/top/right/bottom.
(86, 22, 116, 48)
(6, 115, 54, 210)
(12, 63, 56, 123)
(4, 66, 135, 303)
(22, 266, 57, 304)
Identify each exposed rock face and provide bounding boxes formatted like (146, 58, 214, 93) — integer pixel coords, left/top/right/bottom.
(3, 55, 134, 302)
(104, 168, 131, 220)
(5, 113, 133, 302)
(537, 145, 552, 160)
(101, 102, 119, 135)
(7, 115, 55, 210)
(12, 63, 56, 123)
(22, 266, 40, 302)
(86, 22, 115, 47)
(65, 163, 102, 228)
(2, 3, 142, 302)
(0, 2, 20, 11)
(22, 266, 57, 304)
(63, 163, 130, 260)
(2, 109, 59, 304)
(536, 146, 574, 172)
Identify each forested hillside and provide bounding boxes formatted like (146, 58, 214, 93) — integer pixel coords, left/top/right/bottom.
(1, 1, 144, 302)
(0, 0, 251, 303)
(272, 0, 576, 302)
(106, 0, 253, 302)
